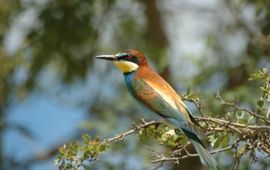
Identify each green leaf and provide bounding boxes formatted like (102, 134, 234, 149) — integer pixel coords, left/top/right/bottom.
(93, 136, 100, 142)
(247, 115, 254, 123)
(82, 134, 91, 143)
(54, 158, 60, 165)
(208, 134, 218, 148)
(99, 143, 109, 152)
(220, 134, 230, 147)
(257, 100, 264, 108)
(236, 145, 247, 157)
(83, 151, 91, 159)
(59, 145, 66, 155)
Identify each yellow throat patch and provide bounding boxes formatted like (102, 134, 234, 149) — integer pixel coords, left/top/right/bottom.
(113, 60, 138, 73)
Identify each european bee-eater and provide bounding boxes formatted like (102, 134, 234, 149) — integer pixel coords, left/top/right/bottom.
(96, 49, 217, 169)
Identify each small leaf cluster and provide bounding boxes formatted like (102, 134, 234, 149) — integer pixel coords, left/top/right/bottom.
(208, 132, 230, 148)
(55, 134, 109, 170)
(249, 68, 270, 118)
(138, 123, 188, 147)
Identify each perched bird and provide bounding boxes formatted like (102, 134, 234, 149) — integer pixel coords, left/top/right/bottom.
(96, 49, 217, 169)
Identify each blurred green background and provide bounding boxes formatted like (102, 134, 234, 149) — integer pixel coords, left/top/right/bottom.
(0, 0, 270, 169)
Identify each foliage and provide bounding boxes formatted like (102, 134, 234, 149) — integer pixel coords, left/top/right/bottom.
(56, 135, 109, 170)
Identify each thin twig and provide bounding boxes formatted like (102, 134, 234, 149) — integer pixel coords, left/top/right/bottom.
(267, 104, 270, 119)
(194, 116, 270, 130)
(104, 120, 158, 143)
(233, 158, 240, 170)
(150, 145, 234, 163)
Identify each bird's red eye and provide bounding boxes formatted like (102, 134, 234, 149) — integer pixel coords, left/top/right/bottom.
(126, 55, 132, 60)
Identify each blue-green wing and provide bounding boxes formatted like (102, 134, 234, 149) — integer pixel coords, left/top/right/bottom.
(130, 78, 188, 128)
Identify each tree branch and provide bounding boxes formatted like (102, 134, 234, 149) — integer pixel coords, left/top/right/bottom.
(103, 120, 158, 144)
(194, 116, 270, 130)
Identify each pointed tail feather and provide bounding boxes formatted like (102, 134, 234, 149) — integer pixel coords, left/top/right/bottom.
(190, 140, 217, 170)
(181, 128, 217, 169)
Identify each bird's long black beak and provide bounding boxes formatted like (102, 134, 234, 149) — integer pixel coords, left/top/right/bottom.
(95, 55, 117, 61)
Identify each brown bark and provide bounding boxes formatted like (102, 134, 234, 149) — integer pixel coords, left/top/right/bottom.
(144, 0, 168, 49)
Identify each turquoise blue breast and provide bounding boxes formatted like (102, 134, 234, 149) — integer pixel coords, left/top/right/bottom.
(124, 71, 136, 95)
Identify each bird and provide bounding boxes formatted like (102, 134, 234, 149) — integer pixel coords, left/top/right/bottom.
(96, 49, 217, 169)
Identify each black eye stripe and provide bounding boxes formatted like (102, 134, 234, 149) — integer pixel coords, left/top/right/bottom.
(118, 55, 138, 64)
(127, 55, 138, 64)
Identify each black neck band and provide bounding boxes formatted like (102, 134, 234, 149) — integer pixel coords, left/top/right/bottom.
(123, 71, 136, 76)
